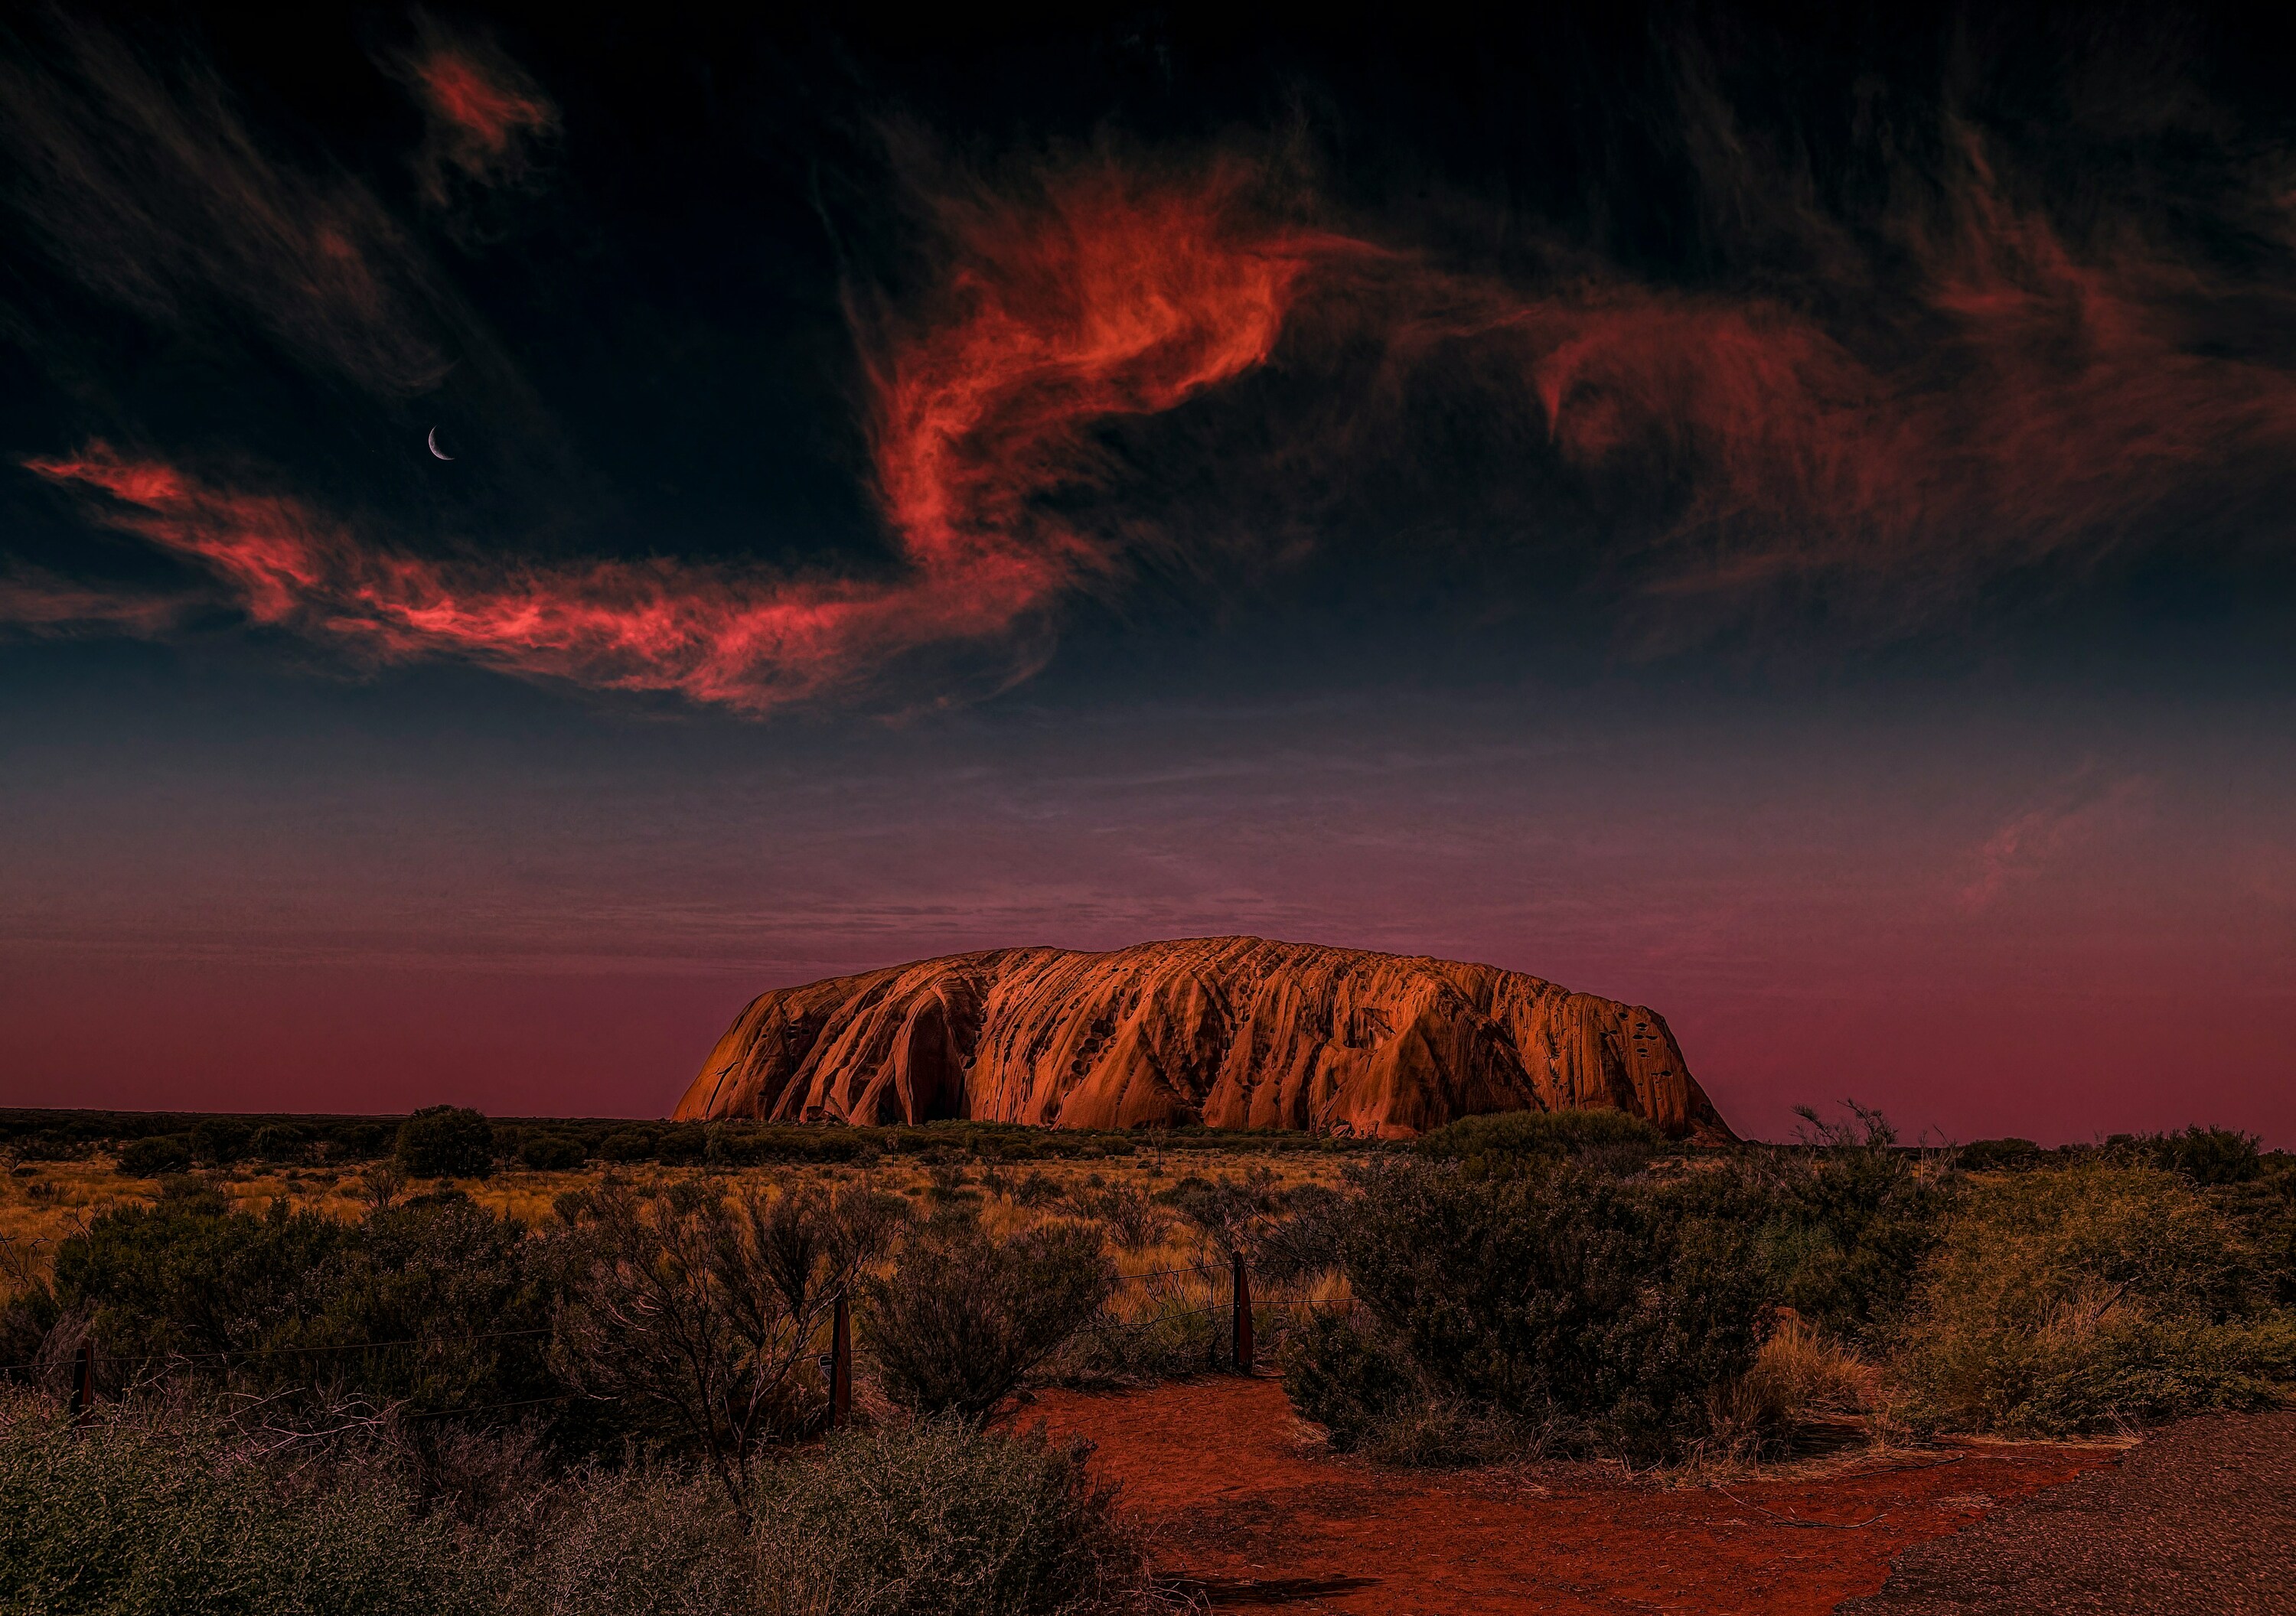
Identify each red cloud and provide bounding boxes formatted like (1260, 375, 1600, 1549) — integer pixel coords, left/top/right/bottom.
(1525, 187, 2296, 607)
(1365, 126, 2296, 629)
(0, 570, 188, 637)
(862, 155, 1355, 587)
(1958, 776, 2155, 913)
(414, 54, 551, 161)
(22, 445, 1048, 711)
(855, 132, 2296, 659)
(20, 132, 2296, 709)
(0, 17, 448, 393)
(397, 27, 559, 207)
(17, 159, 1349, 712)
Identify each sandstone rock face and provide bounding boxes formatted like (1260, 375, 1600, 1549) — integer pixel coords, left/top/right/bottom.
(676, 937, 1731, 1141)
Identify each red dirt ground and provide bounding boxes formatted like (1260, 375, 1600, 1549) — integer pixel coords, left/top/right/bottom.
(1026, 1377, 2123, 1614)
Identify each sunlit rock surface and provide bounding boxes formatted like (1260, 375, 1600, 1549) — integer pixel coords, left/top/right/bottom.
(674, 937, 1732, 1141)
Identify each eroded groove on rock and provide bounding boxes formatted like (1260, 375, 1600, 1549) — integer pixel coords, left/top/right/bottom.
(674, 937, 1732, 1139)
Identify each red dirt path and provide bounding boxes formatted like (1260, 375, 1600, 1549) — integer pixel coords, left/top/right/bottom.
(1026, 1377, 2122, 1614)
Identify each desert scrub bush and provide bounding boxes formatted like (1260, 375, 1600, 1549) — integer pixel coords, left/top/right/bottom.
(1049, 1299, 1221, 1388)
(248, 1123, 310, 1164)
(0, 1393, 500, 1615)
(516, 1463, 755, 1616)
(396, 1105, 496, 1179)
(1746, 1145, 1950, 1342)
(752, 1416, 1153, 1616)
(1415, 1107, 1665, 1176)
(555, 1181, 905, 1511)
(1274, 1310, 1531, 1467)
(860, 1211, 1116, 1419)
(520, 1132, 588, 1171)
(1896, 1166, 2296, 1434)
(1284, 1158, 1773, 1464)
(1245, 1182, 1346, 1289)
(1721, 1314, 1901, 1450)
(116, 1134, 192, 1177)
(52, 1195, 354, 1363)
(1277, 1308, 1414, 1449)
(1956, 1137, 2045, 1172)
(2144, 1124, 2265, 1185)
(46, 1194, 563, 1419)
(189, 1117, 253, 1165)
(1010, 1171, 1066, 1208)
(925, 1163, 982, 1208)
(1083, 1184, 1170, 1254)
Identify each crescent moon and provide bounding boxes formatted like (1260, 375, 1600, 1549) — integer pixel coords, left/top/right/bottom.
(427, 426, 453, 461)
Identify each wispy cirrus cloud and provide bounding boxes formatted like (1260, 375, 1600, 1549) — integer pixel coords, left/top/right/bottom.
(1456, 126, 2296, 630)
(853, 109, 2296, 662)
(856, 152, 1358, 607)
(14, 20, 2296, 713)
(0, 15, 449, 394)
(16, 159, 1353, 709)
(23, 445, 1046, 711)
(1958, 774, 2155, 914)
(0, 569, 190, 637)
(387, 16, 560, 213)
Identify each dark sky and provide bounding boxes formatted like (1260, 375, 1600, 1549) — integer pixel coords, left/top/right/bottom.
(4, 2, 2294, 1141)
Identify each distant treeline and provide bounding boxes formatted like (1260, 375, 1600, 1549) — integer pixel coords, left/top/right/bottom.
(0, 1108, 1374, 1173)
(1, 1106, 2279, 1184)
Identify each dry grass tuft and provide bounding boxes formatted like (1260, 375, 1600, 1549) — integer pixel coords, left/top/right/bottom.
(1702, 1312, 1907, 1466)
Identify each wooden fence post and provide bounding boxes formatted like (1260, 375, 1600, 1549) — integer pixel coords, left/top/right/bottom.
(830, 1289, 852, 1428)
(1231, 1249, 1254, 1374)
(71, 1339, 93, 1427)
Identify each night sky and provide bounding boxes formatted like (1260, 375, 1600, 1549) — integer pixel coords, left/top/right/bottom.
(4, 3, 2293, 1142)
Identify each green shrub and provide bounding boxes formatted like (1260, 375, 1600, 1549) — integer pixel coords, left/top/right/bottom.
(752, 1416, 1150, 1616)
(1274, 1311, 1527, 1467)
(188, 1117, 252, 1166)
(554, 1183, 905, 1503)
(1896, 1166, 2295, 1433)
(1289, 1158, 1773, 1463)
(314, 1197, 562, 1417)
(520, 1132, 588, 1171)
(116, 1135, 192, 1177)
(1244, 1181, 1347, 1287)
(49, 1195, 561, 1421)
(1051, 1301, 1221, 1388)
(861, 1214, 1115, 1419)
(248, 1122, 309, 1163)
(654, 1125, 707, 1166)
(2148, 1125, 2265, 1185)
(1011, 1171, 1066, 1207)
(54, 1198, 354, 1363)
(332, 1120, 394, 1160)
(1958, 1137, 2044, 1172)
(597, 1129, 657, 1164)
(396, 1106, 494, 1179)
(518, 1464, 752, 1616)
(1278, 1308, 1419, 1452)
(1749, 1139, 1951, 1341)
(0, 1394, 1154, 1616)
(1417, 1107, 1665, 1175)
(0, 1394, 498, 1615)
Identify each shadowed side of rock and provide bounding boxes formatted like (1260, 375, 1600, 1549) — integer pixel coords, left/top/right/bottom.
(674, 937, 1732, 1140)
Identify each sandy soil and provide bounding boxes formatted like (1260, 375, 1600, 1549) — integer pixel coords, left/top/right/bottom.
(1027, 1376, 2123, 1614)
(1841, 1410, 2296, 1616)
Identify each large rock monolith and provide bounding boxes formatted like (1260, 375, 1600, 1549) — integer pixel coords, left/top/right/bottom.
(676, 937, 1730, 1141)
